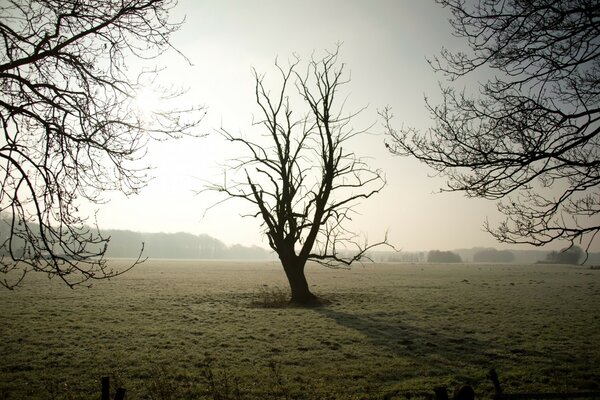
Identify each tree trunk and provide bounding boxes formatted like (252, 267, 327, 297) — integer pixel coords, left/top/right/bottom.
(281, 257, 320, 306)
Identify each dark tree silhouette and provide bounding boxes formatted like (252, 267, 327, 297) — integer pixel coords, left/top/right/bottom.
(383, 0, 600, 253)
(545, 245, 584, 265)
(206, 48, 387, 305)
(427, 250, 462, 263)
(0, 0, 204, 289)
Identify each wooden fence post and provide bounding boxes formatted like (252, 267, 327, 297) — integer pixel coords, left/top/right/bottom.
(489, 369, 503, 395)
(114, 387, 126, 400)
(101, 376, 126, 400)
(434, 386, 450, 400)
(101, 376, 110, 400)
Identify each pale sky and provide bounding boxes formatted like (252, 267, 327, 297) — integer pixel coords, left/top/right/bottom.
(87, 0, 597, 252)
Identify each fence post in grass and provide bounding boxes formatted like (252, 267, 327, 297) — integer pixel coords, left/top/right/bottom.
(101, 376, 110, 400)
(434, 386, 450, 400)
(114, 387, 126, 400)
(455, 385, 475, 400)
(489, 369, 503, 396)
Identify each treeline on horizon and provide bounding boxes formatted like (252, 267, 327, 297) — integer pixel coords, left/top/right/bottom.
(106, 229, 599, 265)
(2, 218, 598, 264)
(371, 246, 600, 265)
(0, 219, 271, 260)
(103, 230, 271, 260)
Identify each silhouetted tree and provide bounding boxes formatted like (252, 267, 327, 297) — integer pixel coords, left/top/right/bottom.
(206, 48, 387, 305)
(0, 0, 204, 289)
(545, 245, 584, 265)
(383, 0, 600, 253)
(427, 250, 462, 263)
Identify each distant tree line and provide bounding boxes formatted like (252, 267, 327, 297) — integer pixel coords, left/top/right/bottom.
(3, 217, 595, 265)
(543, 246, 584, 265)
(366, 251, 425, 263)
(0, 220, 270, 261)
(472, 248, 515, 263)
(102, 230, 270, 260)
(427, 250, 462, 263)
(367, 246, 600, 265)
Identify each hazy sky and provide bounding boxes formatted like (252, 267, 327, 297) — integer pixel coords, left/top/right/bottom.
(87, 0, 598, 252)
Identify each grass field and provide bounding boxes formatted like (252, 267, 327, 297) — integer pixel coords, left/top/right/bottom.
(1, 260, 599, 399)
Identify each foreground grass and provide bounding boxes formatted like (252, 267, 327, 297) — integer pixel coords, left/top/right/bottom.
(1, 261, 599, 399)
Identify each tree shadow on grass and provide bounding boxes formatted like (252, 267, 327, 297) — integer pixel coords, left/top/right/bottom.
(313, 302, 600, 395)
(314, 307, 519, 372)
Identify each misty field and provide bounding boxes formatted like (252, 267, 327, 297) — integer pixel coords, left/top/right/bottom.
(1, 261, 599, 399)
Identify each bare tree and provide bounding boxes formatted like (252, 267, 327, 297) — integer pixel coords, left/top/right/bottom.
(0, 0, 205, 289)
(384, 0, 600, 253)
(205, 48, 387, 305)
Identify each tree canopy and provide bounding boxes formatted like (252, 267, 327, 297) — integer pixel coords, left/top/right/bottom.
(384, 0, 600, 252)
(0, 0, 204, 288)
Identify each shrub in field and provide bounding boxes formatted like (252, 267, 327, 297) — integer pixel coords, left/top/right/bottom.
(198, 355, 243, 400)
(253, 285, 290, 308)
(144, 366, 191, 400)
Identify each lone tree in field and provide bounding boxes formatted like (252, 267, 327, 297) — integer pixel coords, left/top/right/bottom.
(383, 0, 600, 253)
(206, 48, 386, 305)
(0, 0, 204, 289)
